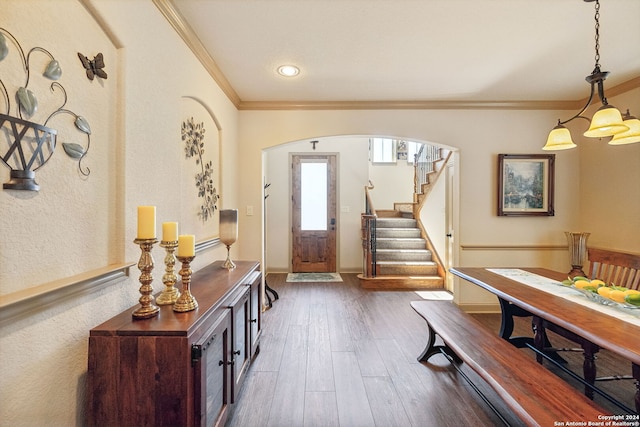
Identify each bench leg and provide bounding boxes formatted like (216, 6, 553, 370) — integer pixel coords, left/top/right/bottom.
(532, 316, 545, 364)
(417, 324, 461, 364)
(498, 298, 535, 348)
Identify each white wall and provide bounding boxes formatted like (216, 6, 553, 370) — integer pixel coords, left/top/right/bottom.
(238, 109, 588, 307)
(264, 136, 368, 272)
(240, 97, 639, 309)
(0, 1, 238, 426)
(368, 148, 415, 210)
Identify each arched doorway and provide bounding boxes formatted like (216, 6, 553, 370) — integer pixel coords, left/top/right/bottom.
(262, 135, 458, 291)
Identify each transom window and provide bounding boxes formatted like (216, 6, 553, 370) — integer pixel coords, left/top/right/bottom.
(370, 138, 422, 164)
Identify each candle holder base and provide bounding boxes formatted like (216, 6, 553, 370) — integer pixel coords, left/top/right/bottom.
(174, 255, 198, 313)
(157, 240, 180, 305)
(132, 238, 160, 319)
(173, 290, 198, 312)
(132, 303, 161, 319)
(156, 288, 181, 306)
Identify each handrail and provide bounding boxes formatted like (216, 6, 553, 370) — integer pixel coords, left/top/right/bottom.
(364, 180, 376, 216)
(414, 144, 441, 196)
(362, 182, 377, 278)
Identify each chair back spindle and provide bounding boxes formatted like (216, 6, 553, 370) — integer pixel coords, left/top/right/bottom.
(587, 248, 640, 290)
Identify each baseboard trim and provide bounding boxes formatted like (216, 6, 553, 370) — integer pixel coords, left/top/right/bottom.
(458, 303, 501, 314)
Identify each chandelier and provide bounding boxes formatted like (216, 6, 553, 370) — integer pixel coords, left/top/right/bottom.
(543, 0, 640, 150)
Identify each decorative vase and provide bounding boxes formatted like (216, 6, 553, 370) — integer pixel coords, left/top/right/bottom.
(565, 231, 590, 278)
(220, 209, 238, 269)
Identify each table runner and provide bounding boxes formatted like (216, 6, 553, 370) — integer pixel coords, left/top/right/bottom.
(486, 268, 640, 327)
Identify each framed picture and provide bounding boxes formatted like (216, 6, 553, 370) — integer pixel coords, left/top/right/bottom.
(497, 154, 555, 216)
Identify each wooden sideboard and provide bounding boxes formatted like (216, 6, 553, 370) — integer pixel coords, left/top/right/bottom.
(86, 260, 262, 427)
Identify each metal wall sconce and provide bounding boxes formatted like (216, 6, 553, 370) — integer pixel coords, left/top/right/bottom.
(0, 28, 92, 191)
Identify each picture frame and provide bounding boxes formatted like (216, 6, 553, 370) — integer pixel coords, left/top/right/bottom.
(497, 154, 555, 216)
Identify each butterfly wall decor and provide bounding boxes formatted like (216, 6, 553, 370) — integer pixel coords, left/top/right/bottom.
(78, 52, 107, 80)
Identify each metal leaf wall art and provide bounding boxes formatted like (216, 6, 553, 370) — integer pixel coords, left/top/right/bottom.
(181, 117, 219, 222)
(0, 28, 93, 190)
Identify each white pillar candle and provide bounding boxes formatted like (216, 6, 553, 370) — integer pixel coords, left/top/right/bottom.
(178, 234, 195, 257)
(162, 222, 178, 242)
(137, 206, 156, 239)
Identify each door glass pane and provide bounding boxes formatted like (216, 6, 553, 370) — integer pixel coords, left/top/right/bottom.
(301, 162, 327, 230)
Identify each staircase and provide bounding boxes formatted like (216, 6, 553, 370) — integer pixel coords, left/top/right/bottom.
(358, 212, 444, 290)
(358, 144, 451, 290)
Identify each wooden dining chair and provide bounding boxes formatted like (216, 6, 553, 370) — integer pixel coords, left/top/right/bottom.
(587, 247, 640, 290)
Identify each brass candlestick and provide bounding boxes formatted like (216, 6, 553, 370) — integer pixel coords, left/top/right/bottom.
(174, 255, 198, 312)
(132, 238, 160, 319)
(156, 240, 180, 305)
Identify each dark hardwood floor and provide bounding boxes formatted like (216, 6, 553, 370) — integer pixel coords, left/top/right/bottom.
(227, 273, 636, 427)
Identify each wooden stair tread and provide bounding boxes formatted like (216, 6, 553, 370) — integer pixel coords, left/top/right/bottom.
(376, 260, 436, 265)
(358, 274, 444, 290)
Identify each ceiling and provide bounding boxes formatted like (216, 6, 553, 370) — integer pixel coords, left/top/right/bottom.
(157, 0, 640, 109)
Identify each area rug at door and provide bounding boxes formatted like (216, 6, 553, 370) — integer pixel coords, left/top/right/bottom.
(286, 273, 343, 282)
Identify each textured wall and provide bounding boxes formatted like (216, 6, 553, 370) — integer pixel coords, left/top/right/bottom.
(0, 1, 237, 426)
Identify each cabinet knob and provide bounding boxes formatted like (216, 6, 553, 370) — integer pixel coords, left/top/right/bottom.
(218, 360, 232, 366)
(250, 318, 257, 323)
(233, 350, 241, 355)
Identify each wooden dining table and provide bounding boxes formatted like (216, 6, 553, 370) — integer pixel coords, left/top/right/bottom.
(450, 266, 640, 414)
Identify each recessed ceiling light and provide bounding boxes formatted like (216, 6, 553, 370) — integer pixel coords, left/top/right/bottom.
(277, 65, 300, 77)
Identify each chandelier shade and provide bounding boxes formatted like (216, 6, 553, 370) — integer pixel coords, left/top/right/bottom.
(542, 124, 577, 151)
(582, 105, 628, 138)
(609, 111, 640, 145)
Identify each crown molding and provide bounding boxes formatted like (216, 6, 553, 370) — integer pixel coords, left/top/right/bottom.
(154, 0, 639, 112)
(237, 99, 582, 111)
(153, 0, 241, 107)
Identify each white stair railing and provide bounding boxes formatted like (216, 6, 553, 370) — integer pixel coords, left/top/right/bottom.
(414, 144, 441, 195)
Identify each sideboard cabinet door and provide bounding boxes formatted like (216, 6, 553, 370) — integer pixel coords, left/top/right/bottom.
(229, 288, 251, 403)
(248, 272, 262, 358)
(193, 309, 232, 427)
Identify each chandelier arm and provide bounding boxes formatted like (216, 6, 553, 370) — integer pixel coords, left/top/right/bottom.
(559, 81, 596, 126)
(595, 79, 608, 106)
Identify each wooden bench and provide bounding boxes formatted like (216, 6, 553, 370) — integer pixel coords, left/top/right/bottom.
(411, 300, 609, 426)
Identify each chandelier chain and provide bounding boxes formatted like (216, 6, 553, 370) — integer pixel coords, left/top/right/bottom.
(593, 0, 600, 68)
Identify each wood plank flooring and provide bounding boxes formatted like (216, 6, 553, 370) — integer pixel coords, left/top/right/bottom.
(227, 273, 636, 427)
